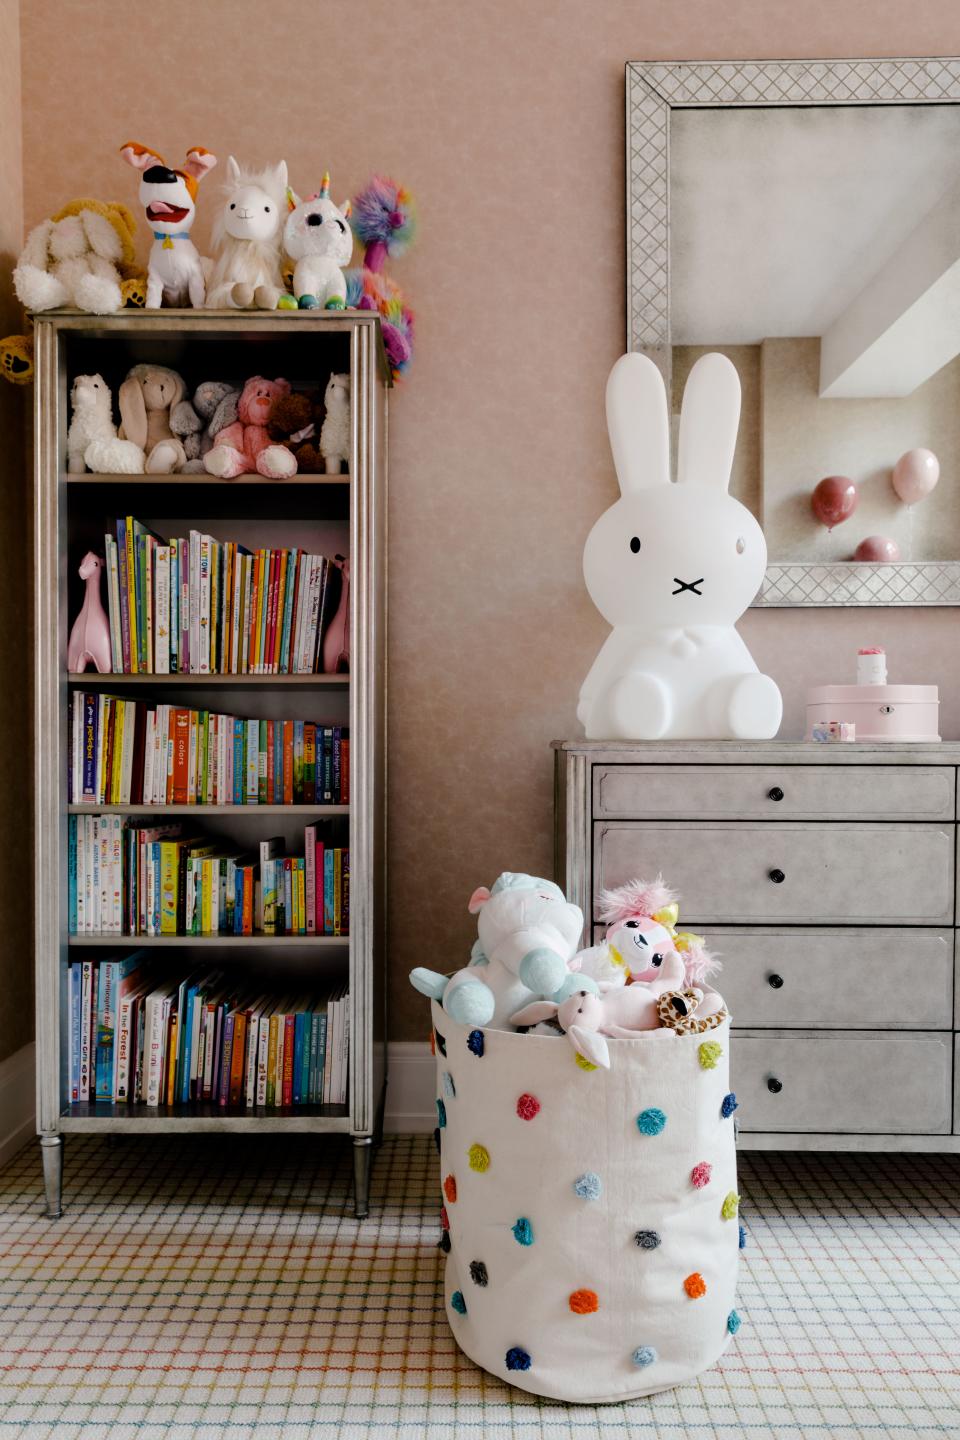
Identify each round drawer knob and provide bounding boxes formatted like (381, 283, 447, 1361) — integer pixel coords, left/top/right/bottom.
(767, 1077, 783, 1094)
(767, 973, 784, 989)
(767, 786, 784, 802)
(768, 868, 786, 884)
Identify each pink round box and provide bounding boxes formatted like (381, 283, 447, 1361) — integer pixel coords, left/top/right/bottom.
(805, 684, 940, 742)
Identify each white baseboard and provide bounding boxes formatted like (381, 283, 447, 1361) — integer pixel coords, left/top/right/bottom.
(0, 1042, 35, 1168)
(384, 1041, 434, 1133)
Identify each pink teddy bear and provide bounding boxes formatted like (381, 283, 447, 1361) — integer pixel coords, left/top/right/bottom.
(203, 375, 297, 479)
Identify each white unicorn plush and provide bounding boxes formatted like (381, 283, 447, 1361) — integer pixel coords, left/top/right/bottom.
(578, 352, 782, 740)
(205, 157, 288, 310)
(280, 174, 353, 310)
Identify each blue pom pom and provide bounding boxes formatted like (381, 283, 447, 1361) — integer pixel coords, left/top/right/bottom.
(505, 1346, 532, 1372)
(512, 1217, 534, 1246)
(739, 1222, 747, 1250)
(720, 1092, 738, 1119)
(435, 1031, 447, 1056)
(443, 1071, 456, 1099)
(634, 1229, 660, 1250)
(467, 1029, 485, 1057)
(632, 1345, 657, 1368)
(433, 1127, 441, 1154)
(451, 1290, 467, 1315)
(727, 1309, 742, 1335)
(636, 1107, 667, 1136)
(436, 1098, 446, 1128)
(573, 1171, 603, 1200)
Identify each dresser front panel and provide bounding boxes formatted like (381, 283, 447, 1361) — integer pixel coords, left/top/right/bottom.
(732, 1030, 953, 1134)
(593, 764, 955, 822)
(595, 821, 955, 926)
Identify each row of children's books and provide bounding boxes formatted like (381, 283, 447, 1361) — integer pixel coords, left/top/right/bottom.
(68, 958, 349, 1108)
(98, 518, 345, 674)
(69, 818, 349, 937)
(68, 692, 349, 807)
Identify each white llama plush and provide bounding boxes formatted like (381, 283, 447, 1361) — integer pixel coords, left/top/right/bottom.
(68, 373, 144, 474)
(206, 157, 288, 310)
(578, 352, 782, 740)
(282, 175, 353, 309)
(319, 373, 350, 473)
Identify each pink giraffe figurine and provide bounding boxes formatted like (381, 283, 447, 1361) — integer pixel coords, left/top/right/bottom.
(322, 555, 350, 673)
(68, 552, 112, 673)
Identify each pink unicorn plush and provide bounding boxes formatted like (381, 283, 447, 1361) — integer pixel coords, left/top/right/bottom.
(596, 876, 719, 988)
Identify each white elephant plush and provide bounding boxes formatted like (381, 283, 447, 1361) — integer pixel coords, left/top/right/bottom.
(577, 351, 782, 740)
(409, 872, 589, 1029)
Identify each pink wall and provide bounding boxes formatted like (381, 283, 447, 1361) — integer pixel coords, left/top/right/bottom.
(17, 0, 960, 1040)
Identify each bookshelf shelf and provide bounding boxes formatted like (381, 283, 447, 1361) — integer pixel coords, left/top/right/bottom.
(35, 310, 388, 1220)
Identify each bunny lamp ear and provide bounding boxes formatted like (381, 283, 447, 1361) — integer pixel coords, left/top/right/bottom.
(676, 351, 741, 491)
(468, 886, 491, 915)
(568, 1026, 611, 1069)
(605, 352, 670, 495)
(509, 1000, 560, 1027)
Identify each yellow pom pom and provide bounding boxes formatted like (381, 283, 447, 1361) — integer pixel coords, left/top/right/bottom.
(468, 1143, 490, 1173)
(721, 1191, 740, 1220)
(698, 1041, 722, 1070)
(575, 1054, 598, 1072)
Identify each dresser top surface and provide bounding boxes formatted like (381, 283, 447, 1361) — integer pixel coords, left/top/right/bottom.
(553, 739, 960, 764)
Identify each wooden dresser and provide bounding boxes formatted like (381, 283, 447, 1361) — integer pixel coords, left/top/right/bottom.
(554, 741, 960, 1152)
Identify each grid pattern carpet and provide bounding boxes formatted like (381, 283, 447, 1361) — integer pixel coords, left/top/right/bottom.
(0, 1134, 958, 1439)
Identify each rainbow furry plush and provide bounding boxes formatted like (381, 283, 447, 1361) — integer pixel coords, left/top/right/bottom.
(346, 175, 417, 381)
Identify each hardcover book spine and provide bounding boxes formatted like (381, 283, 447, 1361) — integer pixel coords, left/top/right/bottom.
(282, 1014, 296, 1107)
(155, 545, 170, 675)
(305, 825, 317, 935)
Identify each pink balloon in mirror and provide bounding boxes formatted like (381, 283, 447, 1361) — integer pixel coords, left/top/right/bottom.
(811, 475, 858, 530)
(892, 448, 939, 505)
(854, 535, 901, 563)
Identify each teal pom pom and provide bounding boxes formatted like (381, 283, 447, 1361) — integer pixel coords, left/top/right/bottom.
(636, 1107, 667, 1136)
(451, 1290, 467, 1315)
(512, 1217, 534, 1246)
(727, 1309, 742, 1334)
(632, 1345, 657, 1367)
(505, 1346, 532, 1372)
(721, 1092, 738, 1118)
(436, 1098, 446, 1128)
(573, 1171, 602, 1200)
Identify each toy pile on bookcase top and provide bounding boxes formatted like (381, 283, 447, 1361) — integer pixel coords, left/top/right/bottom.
(68, 958, 349, 1108)
(70, 819, 348, 939)
(2, 154, 416, 388)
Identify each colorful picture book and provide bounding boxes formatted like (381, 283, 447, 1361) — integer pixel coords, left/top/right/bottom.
(68, 693, 349, 807)
(98, 518, 345, 674)
(67, 959, 349, 1108)
(69, 817, 349, 937)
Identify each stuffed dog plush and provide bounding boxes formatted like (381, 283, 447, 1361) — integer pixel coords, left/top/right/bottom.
(118, 364, 189, 473)
(120, 141, 217, 308)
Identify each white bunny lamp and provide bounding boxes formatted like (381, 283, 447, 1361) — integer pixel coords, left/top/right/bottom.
(577, 352, 782, 740)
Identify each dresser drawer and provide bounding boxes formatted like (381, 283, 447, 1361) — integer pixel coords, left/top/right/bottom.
(593, 764, 956, 822)
(732, 1030, 952, 1133)
(594, 822, 955, 924)
(705, 929, 954, 1029)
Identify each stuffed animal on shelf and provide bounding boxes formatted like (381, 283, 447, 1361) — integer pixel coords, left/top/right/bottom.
(205, 156, 288, 310)
(68, 552, 112, 674)
(120, 141, 217, 308)
(577, 351, 783, 740)
(266, 390, 325, 472)
(322, 555, 350, 674)
(68, 373, 144, 474)
(14, 198, 147, 314)
(319, 373, 350, 474)
(203, 375, 298, 480)
(280, 175, 353, 310)
(346, 174, 417, 381)
(117, 364, 190, 474)
(171, 380, 241, 473)
(409, 872, 587, 1028)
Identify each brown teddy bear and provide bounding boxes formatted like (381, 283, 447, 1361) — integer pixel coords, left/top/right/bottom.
(267, 389, 327, 473)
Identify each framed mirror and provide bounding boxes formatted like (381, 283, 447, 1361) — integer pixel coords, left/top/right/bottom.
(627, 58, 960, 605)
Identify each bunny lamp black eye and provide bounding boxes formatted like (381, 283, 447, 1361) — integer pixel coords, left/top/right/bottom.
(630, 536, 641, 553)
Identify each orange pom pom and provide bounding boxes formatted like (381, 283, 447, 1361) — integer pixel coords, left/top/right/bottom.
(683, 1272, 707, 1299)
(568, 1288, 600, 1314)
(443, 1174, 457, 1204)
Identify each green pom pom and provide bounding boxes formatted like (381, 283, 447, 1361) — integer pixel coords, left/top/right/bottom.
(721, 1191, 740, 1220)
(698, 1040, 723, 1070)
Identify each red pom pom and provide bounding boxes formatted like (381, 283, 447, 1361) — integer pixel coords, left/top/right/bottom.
(516, 1093, 541, 1120)
(440, 1206, 449, 1230)
(443, 1175, 457, 1204)
(690, 1161, 712, 1189)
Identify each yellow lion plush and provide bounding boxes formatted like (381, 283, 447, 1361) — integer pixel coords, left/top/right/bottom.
(13, 198, 147, 315)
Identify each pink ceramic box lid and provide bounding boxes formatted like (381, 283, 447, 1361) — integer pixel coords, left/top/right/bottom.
(806, 684, 938, 702)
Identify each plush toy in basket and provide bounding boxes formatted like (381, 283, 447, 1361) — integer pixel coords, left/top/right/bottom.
(413, 874, 742, 1402)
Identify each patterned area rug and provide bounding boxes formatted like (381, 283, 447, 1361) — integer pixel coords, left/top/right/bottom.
(0, 1135, 957, 1439)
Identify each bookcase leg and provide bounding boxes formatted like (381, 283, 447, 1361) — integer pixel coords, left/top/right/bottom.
(40, 1135, 63, 1219)
(353, 1136, 373, 1220)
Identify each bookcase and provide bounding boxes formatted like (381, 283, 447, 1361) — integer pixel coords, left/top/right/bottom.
(33, 310, 389, 1218)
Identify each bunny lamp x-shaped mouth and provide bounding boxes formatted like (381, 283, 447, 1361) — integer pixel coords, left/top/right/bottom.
(577, 351, 783, 741)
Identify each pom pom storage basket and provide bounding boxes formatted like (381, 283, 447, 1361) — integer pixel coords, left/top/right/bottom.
(431, 1002, 740, 1402)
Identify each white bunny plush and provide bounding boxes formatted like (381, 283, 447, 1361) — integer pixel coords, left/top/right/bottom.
(578, 352, 782, 740)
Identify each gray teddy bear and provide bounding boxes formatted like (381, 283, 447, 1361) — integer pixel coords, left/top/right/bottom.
(171, 380, 241, 474)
